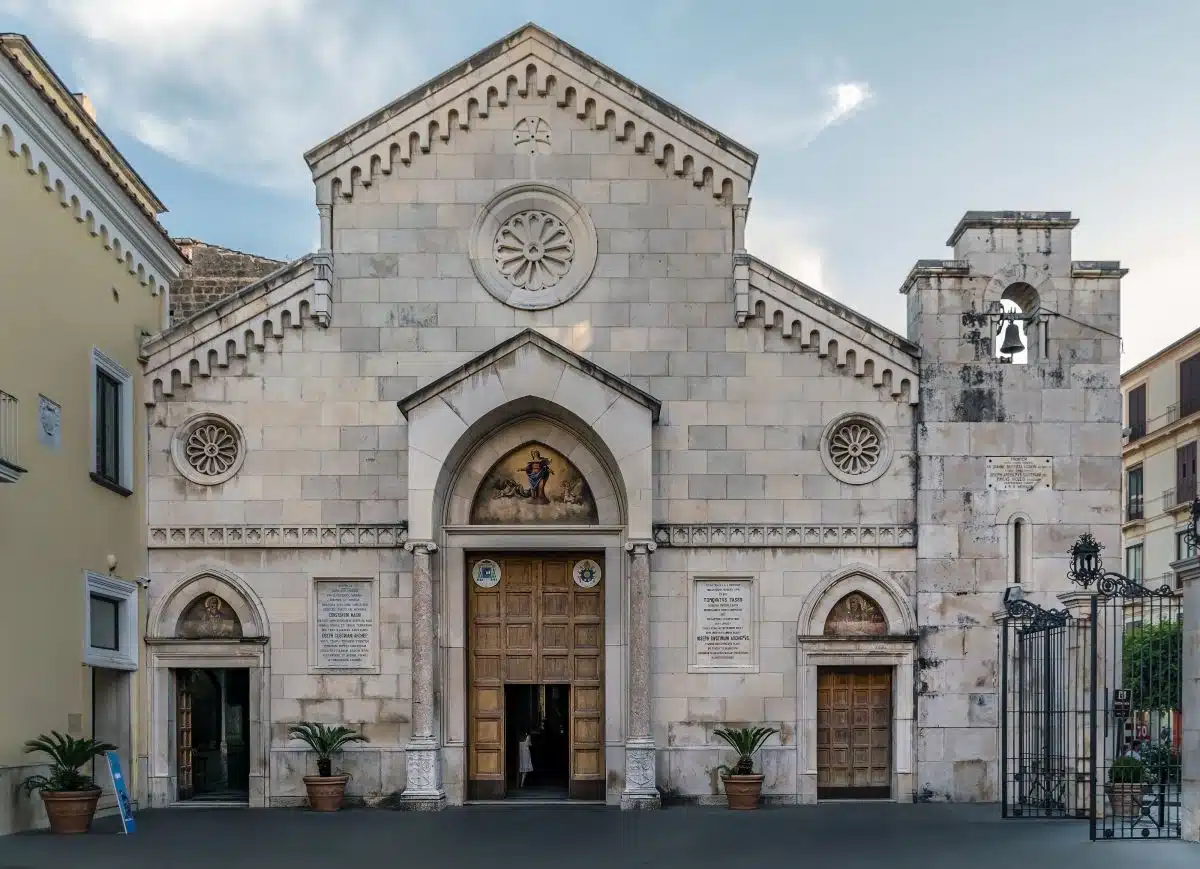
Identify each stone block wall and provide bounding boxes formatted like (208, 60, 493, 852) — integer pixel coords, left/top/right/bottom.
(170, 239, 284, 325)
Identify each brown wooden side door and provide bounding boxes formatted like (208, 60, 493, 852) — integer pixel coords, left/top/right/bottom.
(816, 667, 892, 799)
(176, 670, 194, 801)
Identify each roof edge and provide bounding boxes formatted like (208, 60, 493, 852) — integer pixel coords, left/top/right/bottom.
(1121, 324, 1200, 382)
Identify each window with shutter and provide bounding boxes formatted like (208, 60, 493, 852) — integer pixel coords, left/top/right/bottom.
(1127, 384, 1147, 440)
(1182, 353, 1200, 418)
(1178, 441, 1197, 504)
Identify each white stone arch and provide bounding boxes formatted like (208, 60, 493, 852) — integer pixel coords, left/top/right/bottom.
(443, 413, 623, 526)
(798, 563, 916, 638)
(147, 565, 271, 640)
(794, 563, 917, 804)
(145, 565, 271, 808)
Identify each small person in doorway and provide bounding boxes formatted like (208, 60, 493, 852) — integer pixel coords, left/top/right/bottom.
(518, 730, 534, 788)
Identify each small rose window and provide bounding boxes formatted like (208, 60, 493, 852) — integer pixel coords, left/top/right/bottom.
(171, 413, 246, 486)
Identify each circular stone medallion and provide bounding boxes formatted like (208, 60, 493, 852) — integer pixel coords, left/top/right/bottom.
(472, 559, 502, 589)
(572, 559, 602, 589)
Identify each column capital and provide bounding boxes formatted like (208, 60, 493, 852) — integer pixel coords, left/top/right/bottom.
(625, 539, 657, 555)
(404, 539, 438, 555)
(732, 201, 751, 219)
(316, 203, 332, 216)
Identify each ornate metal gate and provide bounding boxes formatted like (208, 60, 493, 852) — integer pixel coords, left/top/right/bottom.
(999, 532, 1185, 841)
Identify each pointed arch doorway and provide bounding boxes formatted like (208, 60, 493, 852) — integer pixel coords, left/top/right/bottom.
(145, 568, 271, 808)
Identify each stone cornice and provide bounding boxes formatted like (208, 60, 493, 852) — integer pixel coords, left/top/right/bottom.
(898, 259, 971, 296)
(744, 257, 921, 405)
(652, 524, 916, 548)
(0, 49, 184, 308)
(946, 210, 1078, 247)
(1070, 260, 1128, 279)
(140, 255, 331, 406)
(397, 327, 662, 422)
(149, 524, 408, 549)
(305, 24, 755, 205)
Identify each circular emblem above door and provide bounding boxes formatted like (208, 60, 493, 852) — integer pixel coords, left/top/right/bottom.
(572, 559, 602, 589)
(472, 559, 502, 589)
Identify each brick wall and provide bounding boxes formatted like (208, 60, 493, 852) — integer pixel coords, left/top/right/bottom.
(170, 239, 283, 325)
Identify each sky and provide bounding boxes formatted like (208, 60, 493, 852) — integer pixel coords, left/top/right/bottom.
(3, 0, 1196, 370)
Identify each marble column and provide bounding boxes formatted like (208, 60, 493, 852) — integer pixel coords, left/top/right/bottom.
(1173, 555, 1200, 841)
(400, 539, 445, 809)
(622, 539, 660, 810)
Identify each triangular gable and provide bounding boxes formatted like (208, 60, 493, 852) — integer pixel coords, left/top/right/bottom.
(746, 256, 921, 404)
(304, 23, 757, 204)
(398, 327, 661, 423)
(140, 254, 332, 406)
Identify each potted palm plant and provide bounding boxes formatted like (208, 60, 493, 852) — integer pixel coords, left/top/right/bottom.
(714, 725, 778, 810)
(1106, 755, 1147, 817)
(21, 732, 117, 834)
(288, 722, 368, 812)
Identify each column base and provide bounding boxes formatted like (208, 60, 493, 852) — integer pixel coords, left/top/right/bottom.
(399, 739, 445, 811)
(620, 739, 660, 811)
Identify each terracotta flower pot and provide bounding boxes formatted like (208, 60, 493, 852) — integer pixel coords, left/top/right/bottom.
(722, 774, 765, 810)
(40, 788, 101, 834)
(303, 774, 350, 812)
(1107, 782, 1145, 818)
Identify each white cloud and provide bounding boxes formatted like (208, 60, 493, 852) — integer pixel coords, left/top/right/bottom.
(744, 201, 828, 294)
(822, 81, 871, 129)
(10, 0, 435, 196)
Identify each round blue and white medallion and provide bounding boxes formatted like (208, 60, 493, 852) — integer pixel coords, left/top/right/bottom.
(472, 559, 501, 589)
(572, 559, 602, 589)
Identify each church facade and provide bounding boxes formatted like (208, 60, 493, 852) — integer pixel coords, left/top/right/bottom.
(137, 25, 1123, 809)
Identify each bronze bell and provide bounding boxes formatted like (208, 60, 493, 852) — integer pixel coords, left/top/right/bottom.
(999, 321, 1025, 356)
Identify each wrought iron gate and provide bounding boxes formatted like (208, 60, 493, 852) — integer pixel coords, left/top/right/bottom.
(999, 538, 1183, 841)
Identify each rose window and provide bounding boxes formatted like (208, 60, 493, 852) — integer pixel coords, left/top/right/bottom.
(828, 421, 882, 476)
(493, 211, 575, 291)
(185, 421, 240, 477)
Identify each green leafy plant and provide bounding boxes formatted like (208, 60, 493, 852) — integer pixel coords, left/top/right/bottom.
(713, 726, 778, 776)
(20, 732, 116, 794)
(1109, 754, 1147, 785)
(288, 722, 368, 777)
(1142, 741, 1181, 784)
(1122, 620, 1182, 712)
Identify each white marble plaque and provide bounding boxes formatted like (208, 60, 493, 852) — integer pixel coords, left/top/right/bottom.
(315, 580, 374, 669)
(691, 579, 755, 671)
(986, 456, 1052, 491)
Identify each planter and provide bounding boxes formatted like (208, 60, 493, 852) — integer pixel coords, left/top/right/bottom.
(1107, 782, 1145, 818)
(40, 788, 101, 834)
(722, 774, 765, 811)
(303, 774, 350, 812)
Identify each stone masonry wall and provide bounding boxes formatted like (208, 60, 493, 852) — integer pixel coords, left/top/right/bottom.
(170, 239, 284, 325)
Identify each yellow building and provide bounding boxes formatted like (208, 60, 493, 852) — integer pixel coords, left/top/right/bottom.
(0, 34, 184, 833)
(1121, 325, 1200, 592)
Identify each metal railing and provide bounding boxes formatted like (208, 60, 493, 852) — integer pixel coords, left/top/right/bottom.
(1163, 485, 1197, 510)
(1125, 495, 1144, 521)
(1127, 401, 1192, 443)
(0, 391, 17, 469)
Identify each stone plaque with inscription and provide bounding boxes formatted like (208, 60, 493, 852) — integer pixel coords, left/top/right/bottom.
(986, 456, 1052, 491)
(692, 579, 754, 671)
(315, 580, 374, 669)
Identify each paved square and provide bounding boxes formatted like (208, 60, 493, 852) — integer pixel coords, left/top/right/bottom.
(1, 804, 1196, 869)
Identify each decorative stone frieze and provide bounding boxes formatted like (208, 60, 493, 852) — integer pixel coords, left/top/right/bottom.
(170, 412, 246, 486)
(148, 524, 408, 548)
(652, 524, 916, 548)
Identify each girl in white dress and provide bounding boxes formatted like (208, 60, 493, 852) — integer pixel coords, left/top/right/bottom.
(518, 731, 534, 787)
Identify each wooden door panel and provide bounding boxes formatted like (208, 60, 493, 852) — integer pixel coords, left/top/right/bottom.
(176, 670, 194, 801)
(816, 667, 892, 798)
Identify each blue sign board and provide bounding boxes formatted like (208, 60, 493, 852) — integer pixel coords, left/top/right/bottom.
(105, 750, 136, 834)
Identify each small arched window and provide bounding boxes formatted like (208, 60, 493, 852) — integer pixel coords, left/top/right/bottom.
(1007, 514, 1032, 587)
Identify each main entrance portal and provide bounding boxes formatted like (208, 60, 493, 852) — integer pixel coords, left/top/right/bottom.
(467, 553, 605, 801)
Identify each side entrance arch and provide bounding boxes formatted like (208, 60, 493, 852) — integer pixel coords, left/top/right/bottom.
(795, 564, 918, 803)
(145, 567, 271, 807)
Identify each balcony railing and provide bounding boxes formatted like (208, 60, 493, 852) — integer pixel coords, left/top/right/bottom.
(1162, 485, 1198, 510)
(0, 391, 24, 482)
(1125, 497, 1144, 521)
(1127, 401, 1194, 443)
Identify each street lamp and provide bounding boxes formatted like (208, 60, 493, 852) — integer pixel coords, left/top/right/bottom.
(1185, 497, 1200, 554)
(1067, 532, 1104, 589)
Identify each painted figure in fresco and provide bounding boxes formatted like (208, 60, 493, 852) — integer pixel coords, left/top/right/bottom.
(198, 595, 239, 638)
(525, 449, 553, 504)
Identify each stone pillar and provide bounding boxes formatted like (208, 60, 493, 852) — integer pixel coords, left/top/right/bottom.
(1057, 590, 1099, 818)
(317, 203, 333, 252)
(1174, 555, 1200, 841)
(400, 540, 445, 809)
(622, 539, 660, 810)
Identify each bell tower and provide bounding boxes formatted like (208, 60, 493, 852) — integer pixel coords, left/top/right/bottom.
(901, 211, 1125, 801)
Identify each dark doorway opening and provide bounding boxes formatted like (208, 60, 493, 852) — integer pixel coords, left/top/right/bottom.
(176, 668, 250, 802)
(504, 684, 570, 800)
